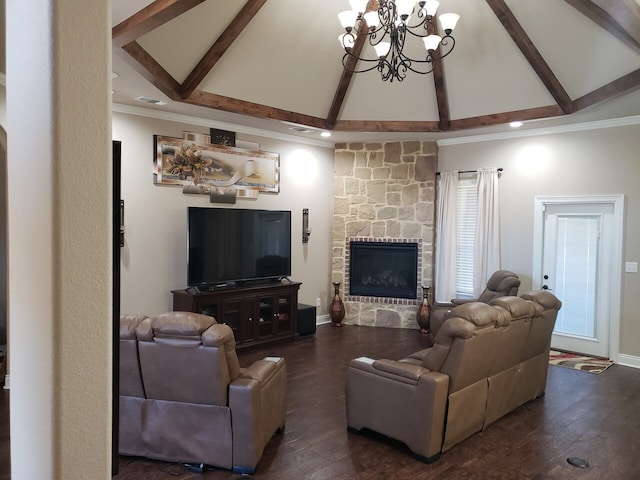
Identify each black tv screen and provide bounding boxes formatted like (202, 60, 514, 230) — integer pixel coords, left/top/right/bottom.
(187, 207, 291, 287)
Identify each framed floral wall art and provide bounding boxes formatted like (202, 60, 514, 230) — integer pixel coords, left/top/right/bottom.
(153, 135, 280, 194)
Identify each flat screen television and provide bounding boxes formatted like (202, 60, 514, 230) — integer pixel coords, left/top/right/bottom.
(187, 207, 292, 288)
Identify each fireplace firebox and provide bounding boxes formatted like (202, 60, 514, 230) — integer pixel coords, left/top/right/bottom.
(349, 241, 418, 299)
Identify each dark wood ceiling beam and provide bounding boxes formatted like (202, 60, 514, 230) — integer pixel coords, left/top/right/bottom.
(326, 22, 370, 130)
(564, 0, 640, 51)
(332, 120, 443, 132)
(573, 68, 640, 111)
(432, 55, 450, 131)
(119, 42, 182, 101)
(486, 0, 574, 114)
(112, 0, 207, 48)
(448, 105, 565, 131)
(180, 0, 269, 99)
(185, 90, 328, 129)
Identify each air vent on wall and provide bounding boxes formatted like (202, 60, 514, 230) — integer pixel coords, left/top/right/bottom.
(134, 96, 168, 106)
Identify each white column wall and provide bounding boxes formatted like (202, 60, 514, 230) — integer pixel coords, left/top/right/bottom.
(7, 1, 112, 479)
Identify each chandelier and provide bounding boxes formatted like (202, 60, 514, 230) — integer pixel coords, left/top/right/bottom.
(338, 0, 460, 82)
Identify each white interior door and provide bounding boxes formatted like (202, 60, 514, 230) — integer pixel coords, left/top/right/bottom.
(533, 196, 625, 360)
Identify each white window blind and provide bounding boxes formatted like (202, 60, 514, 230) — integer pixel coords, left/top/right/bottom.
(456, 177, 477, 297)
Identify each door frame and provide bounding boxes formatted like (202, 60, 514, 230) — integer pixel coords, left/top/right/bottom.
(532, 195, 625, 362)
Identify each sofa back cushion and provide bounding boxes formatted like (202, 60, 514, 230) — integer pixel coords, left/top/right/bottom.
(520, 290, 562, 359)
(424, 302, 504, 393)
(477, 270, 521, 303)
(487, 296, 537, 373)
(135, 312, 239, 406)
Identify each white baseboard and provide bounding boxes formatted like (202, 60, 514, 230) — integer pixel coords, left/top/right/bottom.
(617, 354, 640, 370)
(3, 374, 9, 389)
(317, 314, 331, 325)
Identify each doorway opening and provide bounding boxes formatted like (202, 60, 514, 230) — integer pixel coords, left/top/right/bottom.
(532, 195, 624, 361)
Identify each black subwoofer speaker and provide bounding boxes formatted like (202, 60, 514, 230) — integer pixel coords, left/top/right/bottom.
(297, 303, 317, 336)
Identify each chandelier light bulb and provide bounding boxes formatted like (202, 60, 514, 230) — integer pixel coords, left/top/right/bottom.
(439, 13, 460, 33)
(374, 41, 391, 57)
(364, 11, 380, 28)
(424, 0, 439, 16)
(339, 10, 358, 29)
(396, 0, 417, 19)
(423, 34, 442, 52)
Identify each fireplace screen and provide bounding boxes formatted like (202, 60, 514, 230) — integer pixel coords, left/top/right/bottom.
(349, 241, 418, 299)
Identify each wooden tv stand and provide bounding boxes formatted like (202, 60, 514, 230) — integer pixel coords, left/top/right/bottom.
(172, 280, 301, 349)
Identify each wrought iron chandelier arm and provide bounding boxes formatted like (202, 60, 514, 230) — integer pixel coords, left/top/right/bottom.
(342, 51, 386, 74)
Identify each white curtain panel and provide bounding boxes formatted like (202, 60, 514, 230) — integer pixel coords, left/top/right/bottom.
(434, 171, 459, 303)
(473, 167, 501, 296)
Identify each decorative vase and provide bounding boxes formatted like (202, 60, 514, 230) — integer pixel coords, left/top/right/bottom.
(416, 286, 431, 334)
(330, 282, 346, 327)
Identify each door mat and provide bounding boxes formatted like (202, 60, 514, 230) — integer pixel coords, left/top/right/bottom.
(549, 350, 613, 374)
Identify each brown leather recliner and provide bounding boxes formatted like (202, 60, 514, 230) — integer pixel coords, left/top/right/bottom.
(430, 270, 521, 336)
(118, 311, 287, 474)
(345, 290, 561, 462)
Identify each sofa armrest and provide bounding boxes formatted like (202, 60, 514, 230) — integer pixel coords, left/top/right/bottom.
(451, 298, 476, 305)
(229, 357, 287, 473)
(346, 357, 449, 460)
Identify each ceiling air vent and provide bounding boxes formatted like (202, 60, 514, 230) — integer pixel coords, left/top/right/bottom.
(289, 126, 314, 133)
(134, 96, 168, 106)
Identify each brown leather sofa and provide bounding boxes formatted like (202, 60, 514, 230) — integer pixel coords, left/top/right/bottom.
(345, 290, 561, 462)
(430, 269, 521, 336)
(119, 311, 287, 474)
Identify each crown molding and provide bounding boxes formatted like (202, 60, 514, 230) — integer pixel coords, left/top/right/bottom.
(112, 103, 335, 149)
(437, 115, 640, 146)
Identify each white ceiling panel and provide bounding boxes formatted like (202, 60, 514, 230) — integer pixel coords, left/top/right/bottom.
(507, 0, 640, 98)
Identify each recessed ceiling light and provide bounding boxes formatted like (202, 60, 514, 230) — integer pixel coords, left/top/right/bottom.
(320, 131, 332, 138)
(510, 121, 523, 128)
(134, 96, 168, 106)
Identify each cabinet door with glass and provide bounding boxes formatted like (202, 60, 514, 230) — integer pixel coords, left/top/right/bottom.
(220, 295, 255, 344)
(256, 290, 294, 339)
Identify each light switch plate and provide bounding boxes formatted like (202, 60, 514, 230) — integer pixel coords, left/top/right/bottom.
(625, 262, 638, 273)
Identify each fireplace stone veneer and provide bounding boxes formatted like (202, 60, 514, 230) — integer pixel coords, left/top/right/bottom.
(331, 141, 437, 329)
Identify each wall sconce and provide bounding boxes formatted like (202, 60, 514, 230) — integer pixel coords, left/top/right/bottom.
(302, 208, 311, 243)
(120, 199, 125, 247)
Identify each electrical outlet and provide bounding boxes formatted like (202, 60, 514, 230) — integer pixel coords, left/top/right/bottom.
(625, 262, 638, 273)
(316, 297, 321, 306)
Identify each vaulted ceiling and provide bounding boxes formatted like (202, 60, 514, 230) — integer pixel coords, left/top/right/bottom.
(112, 0, 640, 143)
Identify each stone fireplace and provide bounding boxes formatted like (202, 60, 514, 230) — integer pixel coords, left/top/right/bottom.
(332, 141, 437, 329)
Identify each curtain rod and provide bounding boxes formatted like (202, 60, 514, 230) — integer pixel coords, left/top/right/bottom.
(435, 167, 503, 175)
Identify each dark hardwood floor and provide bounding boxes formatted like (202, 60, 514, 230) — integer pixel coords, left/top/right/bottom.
(2, 323, 640, 479)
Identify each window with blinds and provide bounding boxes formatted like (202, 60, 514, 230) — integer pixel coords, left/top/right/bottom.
(456, 177, 477, 297)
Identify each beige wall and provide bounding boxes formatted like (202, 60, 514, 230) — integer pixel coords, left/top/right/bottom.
(112, 111, 336, 317)
(437, 125, 640, 361)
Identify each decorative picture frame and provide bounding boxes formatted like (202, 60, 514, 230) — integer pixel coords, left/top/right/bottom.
(153, 135, 280, 194)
